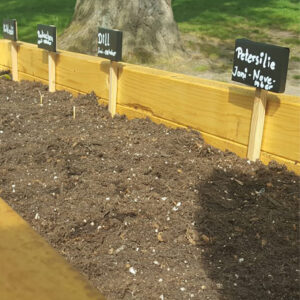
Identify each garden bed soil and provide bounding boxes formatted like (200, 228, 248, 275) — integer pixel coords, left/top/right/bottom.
(0, 78, 299, 300)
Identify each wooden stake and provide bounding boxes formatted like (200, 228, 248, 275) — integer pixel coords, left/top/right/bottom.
(73, 106, 76, 119)
(11, 42, 18, 81)
(247, 88, 268, 161)
(109, 61, 118, 117)
(48, 52, 56, 92)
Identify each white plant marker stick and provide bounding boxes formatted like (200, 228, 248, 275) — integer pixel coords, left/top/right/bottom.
(247, 88, 268, 161)
(73, 106, 76, 120)
(48, 52, 56, 92)
(109, 61, 118, 117)
(38, 90, 44, 106)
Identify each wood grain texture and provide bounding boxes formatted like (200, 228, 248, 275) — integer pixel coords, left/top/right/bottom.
(0, 198, 105, 300)
(11, 42, 18, 81)
(109, 61, 118, 116)
(0, 39, 11, 67)
(0, 39, 299, 172)
(118, 64, 254, 146)
(48, 52, 56, 92)
(262, 94, 300, 162)
(17, 42, 48, 80)
(247, 88, 268, 161)
(55, 50, 109, 99)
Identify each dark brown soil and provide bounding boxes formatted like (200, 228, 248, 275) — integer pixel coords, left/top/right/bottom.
(0, 78, 299, 300)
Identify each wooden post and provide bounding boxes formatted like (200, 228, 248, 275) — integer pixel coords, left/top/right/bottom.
(11, 42, 18, 81)
(109, 61, 118, 117)
(247, 88, 268, 161)
(48, 52, 56, 92)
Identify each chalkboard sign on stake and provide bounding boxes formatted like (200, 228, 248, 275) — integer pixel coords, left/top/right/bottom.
(231, 39, 290, 161)
(232, 39, 289, 93)
(3, 19, 18, 81)
(97, 28, 123, 62)
(37, 24, 57, 92)
(97, 28, 123, 117)
(37, 24, 56, 52)
(3, 19, 17, 41)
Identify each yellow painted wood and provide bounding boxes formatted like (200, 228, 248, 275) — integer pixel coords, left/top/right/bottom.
(0, 39, 299, 171)
(116, 103, 248, 157)
(11, 42, 18, 81)
(48, 52, 56, 92)
(0, 39, 11, 67)
(17, 42, 49, 80)
(18, 72, 85, 98)
(55, 50, 109, 99)
(118, 63, 254, 146)
(247, 88, 268, 161)
(262, 93, 300, 162)
(0, 198, 105, 300)
(109, 61, 118, 116)
(18, 71, 49, 86)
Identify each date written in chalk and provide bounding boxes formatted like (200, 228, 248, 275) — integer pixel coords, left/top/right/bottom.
(232, 39, 289, 93)
(232, 67, 276, 90)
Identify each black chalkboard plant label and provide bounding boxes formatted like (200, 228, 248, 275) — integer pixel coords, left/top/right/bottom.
(3, 19, 17, 41)
(231, 39, 290, 163)
(97, 28, 123, 62)
(232, 39, 289, 93)
(37, 24, 56, 52)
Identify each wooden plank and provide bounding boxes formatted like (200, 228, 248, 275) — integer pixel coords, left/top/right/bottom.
(247, 88, 268, 161)
(18, 72, 49, 86)
(48, 52, 56, 92)
(109, 61, 118, 116)
(17, 42, 49, 80)
(116, 103, 300, 174)
(118, 64, 254, 146)
(0, 39, 11, 67)
(262, 94, 300, 162)
(11, 42, 18, 81)
(116, 103, 248, 158)
(1, 39, 299, 169)
(55, 51, 109, 99)
(0, 198, 105, 300)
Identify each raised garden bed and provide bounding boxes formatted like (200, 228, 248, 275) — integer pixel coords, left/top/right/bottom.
(0, 78, 299, 299)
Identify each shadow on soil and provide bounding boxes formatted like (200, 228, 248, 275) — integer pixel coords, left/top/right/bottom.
(195, 164, 299, 299)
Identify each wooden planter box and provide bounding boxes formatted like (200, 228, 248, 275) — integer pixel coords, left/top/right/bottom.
(0, 40, 299, 174)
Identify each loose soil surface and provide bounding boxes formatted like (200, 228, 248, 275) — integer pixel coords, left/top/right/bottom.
(0, 78, 299, 300)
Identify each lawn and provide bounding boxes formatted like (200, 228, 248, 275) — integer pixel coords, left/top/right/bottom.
(0, 0, 76, 42)
(173, 0, 300, 41)
(1, 0, 299, 43)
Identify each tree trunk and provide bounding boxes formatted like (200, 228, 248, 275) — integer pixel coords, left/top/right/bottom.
(58, 0, 182, 62)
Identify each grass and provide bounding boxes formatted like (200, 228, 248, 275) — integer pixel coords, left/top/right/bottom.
(1, 0, 299, 44)
(173, 0, 300, 40)
(0, 0, 76, 42)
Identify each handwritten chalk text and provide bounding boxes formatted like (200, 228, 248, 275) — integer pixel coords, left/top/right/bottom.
(37, 30, 53, 45)
(3, 24, 14, 36)
(235, 47, 276, 70)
